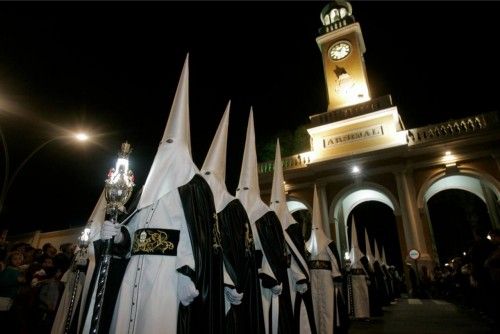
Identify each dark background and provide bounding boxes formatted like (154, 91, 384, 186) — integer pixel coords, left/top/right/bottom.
(0, 1, 499, 238)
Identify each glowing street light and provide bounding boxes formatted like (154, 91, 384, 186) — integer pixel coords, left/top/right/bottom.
(351, 165, 360, 174)
(0, 129, 92, 216)
(75, 132, 89, 141)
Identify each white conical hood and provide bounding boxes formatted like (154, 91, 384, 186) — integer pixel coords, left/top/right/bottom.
(162, 55, 191, 154)
(236, 108, 270, 224)
(364, 228, 375, 266)
(374, 238, 382, 263)
(137, 54, 198, 209)
(382, 246, 388, 266)
(349, 216, 365, 269)
(201, 101, 234, 213)
(86, 189, 107, 241)
(269, 139, 309, 274)
(306, 184, 331, 256)
(269, 139, 293, 230)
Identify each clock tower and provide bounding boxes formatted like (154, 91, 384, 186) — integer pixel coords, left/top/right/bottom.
(317, 0, 370, 111)
(307, 1, 407, 162)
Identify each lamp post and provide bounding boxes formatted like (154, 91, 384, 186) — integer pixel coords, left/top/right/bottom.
(0, 125, 90, 219)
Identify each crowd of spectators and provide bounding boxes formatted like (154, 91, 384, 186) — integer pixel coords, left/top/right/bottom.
(1, 227, 499, 333)
(416, 228, 500, 327)
(0, 240, 76, 333)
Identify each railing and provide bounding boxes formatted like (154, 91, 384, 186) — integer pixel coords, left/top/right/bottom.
(406, 111, 499, 146)
(318, 16, 355, 35)
(258, 151, 312, 175)
(258, 111, 499, 174)
(309, 95, 393, 127)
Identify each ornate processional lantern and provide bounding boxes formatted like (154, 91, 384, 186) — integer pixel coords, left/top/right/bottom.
(104, 141, 135, 220)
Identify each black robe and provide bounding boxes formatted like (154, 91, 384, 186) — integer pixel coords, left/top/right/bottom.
(219, 199, 265, 334)
(78, 238, 130, 334)
(255, 211, 294, 334)
(328, 242, 349, 334)
(360, 256, 383, 317)
(381, 264, 395, 301)
(285, 223, 317, 334)
(373, 261, 390, 306)
(177, 174, 225, 334)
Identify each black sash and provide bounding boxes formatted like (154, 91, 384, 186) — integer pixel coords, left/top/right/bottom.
(308, 260, 332, 270)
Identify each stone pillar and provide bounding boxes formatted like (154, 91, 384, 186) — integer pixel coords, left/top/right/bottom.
(419, 206, 440, 266)
(395, 214, 412, 292)
(394, 214, 409, 266)
(394, 171, 434, 269)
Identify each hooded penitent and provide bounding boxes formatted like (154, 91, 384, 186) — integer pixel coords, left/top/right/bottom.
(364, 229, 374, 269)
(201, 102, 264, 334)
(236, 109, 293, 334)
(361, 229, 383, 317)
(51, 191, 106, 334)
(270, 139, 316, 334)
(381, 246, 388, 267)
(107, 54, 224, 334)
(349, 217, 365, 270)
(373, 239, 390, 306)
(348, 217, 370, 319)
(306, 185, 348, 334)
(380, 245, 395, 300)
(137, 55, 197, 210)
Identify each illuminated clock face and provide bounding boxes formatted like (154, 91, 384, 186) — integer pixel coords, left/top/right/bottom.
(329, 41, 351, 61)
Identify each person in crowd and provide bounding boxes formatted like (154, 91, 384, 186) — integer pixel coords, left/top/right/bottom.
(484, 229, 500, 326)
(34, 263, 63, 333)
(0, 251, 26, 332)
(53, 243, 76, 274)
(419, 265, 432, 299)
(41, 243, 58, 259)
(467, 226, 495, 313)
(406, 263, 419, 298)
(32, 255, 56, 288)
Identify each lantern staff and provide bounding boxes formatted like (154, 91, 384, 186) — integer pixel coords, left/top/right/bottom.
(90, 142, 135, 334)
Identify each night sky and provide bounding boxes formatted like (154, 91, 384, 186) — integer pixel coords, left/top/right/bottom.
(1, 1, 499, 235)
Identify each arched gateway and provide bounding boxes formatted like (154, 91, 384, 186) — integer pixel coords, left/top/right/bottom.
(258, 1, 500, 275)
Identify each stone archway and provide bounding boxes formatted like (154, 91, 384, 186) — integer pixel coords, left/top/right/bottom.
(417, 169, 500, 264)
(330, 182, 402, 263)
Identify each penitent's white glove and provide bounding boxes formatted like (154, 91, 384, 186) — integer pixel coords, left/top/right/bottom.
(224, 287, 244, 305)
(100, 220, 123, 243)
(295, 282, 308, 294)
(177, 273, 199, 306)
(270, 283, 283, 296)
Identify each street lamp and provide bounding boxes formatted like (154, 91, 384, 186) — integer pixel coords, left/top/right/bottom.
(0, 126, 90, 216)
